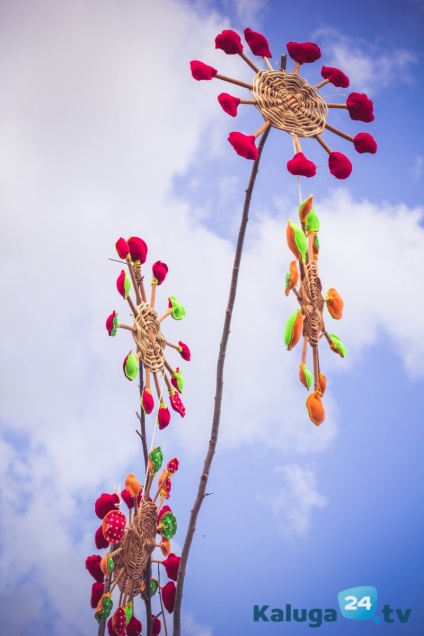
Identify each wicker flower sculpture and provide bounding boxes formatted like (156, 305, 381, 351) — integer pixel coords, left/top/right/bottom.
(284, 195, 346, 426)
(106, 236, 190, 429)
(190, 28, 376, 179)
(86, 450, 180, 634)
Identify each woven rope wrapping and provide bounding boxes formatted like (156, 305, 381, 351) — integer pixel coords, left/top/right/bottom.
(114, 501, 158, 593)
(300, 261, 324, 347)
(132, 302, 166, 373)
(251, 70, 328, 137)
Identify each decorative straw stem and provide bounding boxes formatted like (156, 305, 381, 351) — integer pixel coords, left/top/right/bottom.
(153, 372, 163, 400)
(173, 125, 272, 636)
(263, 56, 273, 70)
(165, 341, 178, 351)
(301, 335, 308, 365)
(326, 103, 347, 109)
(158, 309, 171, 322)
(164, 374, 173, 393)
(307, 232, 315, 263)
(293, 134, 302, 154)
(137, 359, 148, 470)
(109, 568, 124, 594)
(145, 367, 151, 389)
(150, 283, 157, 309)
(127, 262, 142, 305)
(215, 73, 253, 90)
(325, 122, 354, 142)
(127, 296, 138, 316)
(253, 119, 271, 138)
(239, 99, 258, 105)
(313, 79, 329, 90)
(293, 61, 301, 75)
(164, 360, 174, 376)
(313, 346, 320, 391)
(119, 323, 137, 332)
(315, 134, 332, 154)
(239, 51, 260, 73)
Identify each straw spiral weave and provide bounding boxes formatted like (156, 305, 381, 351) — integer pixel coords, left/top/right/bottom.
(132, 302, 166, 372)
(252, 70, 328, 137)
(300, 261, 324, 347)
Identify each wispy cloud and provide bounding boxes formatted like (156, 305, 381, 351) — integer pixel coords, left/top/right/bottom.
(261, 464, 327, 537)
(413, 156, 423, 179)
(312, 27, 417, 95)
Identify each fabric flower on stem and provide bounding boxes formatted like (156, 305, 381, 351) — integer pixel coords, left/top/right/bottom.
(190, 60, 218, 81)
(218, 92, 240, 117)
(158, 402, 171, 430)
(161, 581, 176, 613)
(106, 310, 119, 337)
(353, 133, 377, 154)
(228, 132, 258, 160)
(215, 29, 243, 54)
(152, 261, 168, 285)
(162, 553, 181, 581)
(320, 66, 349, 88)
(244, 27, 272, 57)
(287, 152, 316, 177)
(286, 41, 321, 65)
(86, 555, 105, 583)
(95, 493, 120, 519)
(127, 236, 148, 265)
(141, 387, 154, 414)
(346, 92, 374, 122)
(115, 238, 130, 260)
(169, 388, 186, 417)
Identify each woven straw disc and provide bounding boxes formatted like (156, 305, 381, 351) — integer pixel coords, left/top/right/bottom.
(251, 70, 328, 137)
(114, 500, 158, 593)
(299, 261, 324, 347)
(132, 301, 167, 373)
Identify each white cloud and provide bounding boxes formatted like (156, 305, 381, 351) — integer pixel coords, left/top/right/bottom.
(312, 27, 417, 95)
(182, 613, 214, 636)
(260, 464, 327, 537)
(413, 155, 423, 179)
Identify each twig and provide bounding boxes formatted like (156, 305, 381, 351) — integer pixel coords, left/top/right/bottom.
(172, 125, 271, 635)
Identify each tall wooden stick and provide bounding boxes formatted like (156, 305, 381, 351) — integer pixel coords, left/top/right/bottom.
(172, 126, 271, 636)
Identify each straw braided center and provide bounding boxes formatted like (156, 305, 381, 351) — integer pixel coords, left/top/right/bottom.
(132, 302, 166, 373)
(252, 70, 328, 137)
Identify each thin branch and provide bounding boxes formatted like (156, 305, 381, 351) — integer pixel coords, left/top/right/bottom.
(172, 125, 271, 636)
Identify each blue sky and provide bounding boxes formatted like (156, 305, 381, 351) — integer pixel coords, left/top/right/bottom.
(0, 0, 423, 634)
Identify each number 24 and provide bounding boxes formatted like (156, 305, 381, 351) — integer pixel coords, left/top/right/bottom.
(344, 596, 372, 611)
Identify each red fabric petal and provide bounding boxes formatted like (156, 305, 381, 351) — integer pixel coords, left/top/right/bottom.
(169, 390, 186, 417)
(328, 152, 352, 179)
(91, 582, 104, 609)
(177, 341, 191, 361)
(286, 41, 321, 64)
(127, 236, 148, 264)
(102, 510, 127, 544)
(115, 238, 129, 260)
(162, 581, 176, 613)
(152, 616, 162, 636)
(217, 92, 240, 117)
(116, 270, 127, 299)
(127, 616, 142, 636)
(321, 65, 349, 88)
(346, 92, 374, 122)
(158, 406, 171, 430)
(162, 554, 180, 581)
(152, 261, 168, 284)
(353, 132, 377, 154)
(215, 29, 243, 54)
(167, 457, 179, 474)
(287, 152, 317, 177)
(157, 505, 171, 521)
(141, 388, 155, 414)
(121, 487, 143, 509)
(244, 28, 272, 57)
(228, 132, 258, 160)
(106, 310, 117, 335)
(190, 60, 218, 81)
(95, 525, 110, 549)
(95, 493, 120, 519)
(86, 555, 105, 582)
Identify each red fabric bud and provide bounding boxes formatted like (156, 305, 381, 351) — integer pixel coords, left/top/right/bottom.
(157, 505, 171, 522)
(177, 341, 191, 361)
(328, 152, 352, 179)
(95, 525, 110, 549)
(167, 457, 179, 474)
(102, 509, 126, 544)
(152, 261, 168, 284)
(169, 390, 186, 417)
(346, 92, 374, 122)
(244, 27, 272, 57)
(141, 387, 154, 414)
(228, 132, 258, 160)
(217, 92, 240, 117)
(286, 41, 321, 64)
(86, 555, 105, 582)
(91, 582, 104, 609)
(162, 554, 180, 581)
(121, 487, 143, 509)
(115, 237, 129, 260)
(353, 132, 377, 154)
(321, 66, 349, 88)
(127, 236, 148, 264)
(107, 617, 114, 636)
(152, 616, 162, 636)
(162, 581, 176, 613)
(287, 152, 316, 178)
(215, 29, 243, 54)
(127, 616, 142, 636)
(95, 493, 120, 519)
(158, 405, 171, 430)
(190, 60, 218, 81)
(116, 270, 129, 299)
(106, 310, 117, 336)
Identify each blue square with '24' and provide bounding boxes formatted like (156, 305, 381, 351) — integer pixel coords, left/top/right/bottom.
(337, 586, 378, 620)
